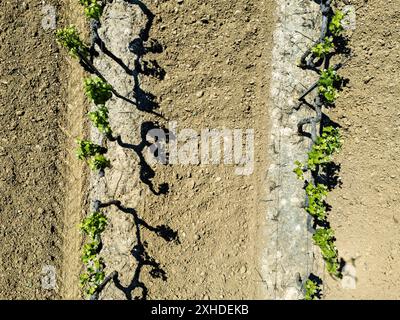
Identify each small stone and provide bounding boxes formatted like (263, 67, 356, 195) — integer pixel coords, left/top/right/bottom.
(188, 180, 195, 189)
(363, 76, 374, 84)
(0, 147, 6, 156)
(8, 121, 17, 130)
(196, 90, 204, 98)
(37, 208, 45, 215)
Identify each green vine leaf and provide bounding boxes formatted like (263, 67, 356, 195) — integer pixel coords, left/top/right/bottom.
(88, 105, 113, 137)
(304, 279, 321, 300)
(306, 126, 342, 171)
(80, 211, 108, 238)
(81, 240, 101, 264)
(76, 139, 107, 160)
(294, 160, 305, 180)
(313, 228, 342, 278)
(84, 77, 113, 105)
(56, 25, 89, 58)
(318, 67, 342, 104)
(306, 183, 328, 221)
(311, 36, 334, 58)
(88, 154, 111, 172)
(79, 256, 106, 297)
(329, 10, 345, 36)
(79, 0, 104, 20)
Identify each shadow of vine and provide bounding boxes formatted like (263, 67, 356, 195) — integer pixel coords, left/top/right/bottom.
(89, 0, 166, 117)
(91, 200, 180, 300)
(115, 121, 170, 195)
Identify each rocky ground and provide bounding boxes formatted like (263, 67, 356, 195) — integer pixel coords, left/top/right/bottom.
(0, 0, 66, 299)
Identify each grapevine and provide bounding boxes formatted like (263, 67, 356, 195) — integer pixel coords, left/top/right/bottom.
(56, 26, 89, 58)
(84, 200, 178, 300)
(311, 36, 334, 59)
(57, 0, 170, 299)
(304, 278, 322, 301)
(87, 154, 111, 172)
(76, 139, 110, 174)
(318, 68, 343, 104)
(88, 105, 113, 138)
(294, 126, 342, 174)
(76, 139, 107, 160)
(80, 256, 106, 296)
(329, 10, 345, 36)
(56, 24, 118, 93)
(294, 0, 350, 292)
(312, 228, 341, 277)
(79, 0, 104, 20)
(84, 77, 113, 105)
(79, 210, 108, 297)
(305, 183, 328, 222)
(80, 211, 108, 238)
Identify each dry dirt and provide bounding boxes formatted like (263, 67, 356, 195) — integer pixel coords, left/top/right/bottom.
(133, 0, 274, 300)
(0, 0, 88, 300)
(58, 0, 88, 300)
(0, 0, 67, 299)
(324, 0, 400, 299)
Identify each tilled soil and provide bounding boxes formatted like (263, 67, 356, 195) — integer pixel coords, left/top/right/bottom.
(0, 0, 66, 299)
(324, 0, 400, 299)
(132, 0, 274, 299)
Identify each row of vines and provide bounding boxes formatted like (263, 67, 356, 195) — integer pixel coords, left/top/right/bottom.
(293, 0, 351, 300)
(56, 0, 156, 299)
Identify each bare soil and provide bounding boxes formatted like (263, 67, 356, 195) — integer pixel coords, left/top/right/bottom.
(58, 0, 88, 300)
(0, 0, 66, 299)
(134, 0, 274, 299)
(324, 0, 400, 299)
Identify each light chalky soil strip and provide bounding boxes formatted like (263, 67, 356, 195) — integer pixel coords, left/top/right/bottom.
(88, 0, 152, 300)
(261, 0, 325, 300)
